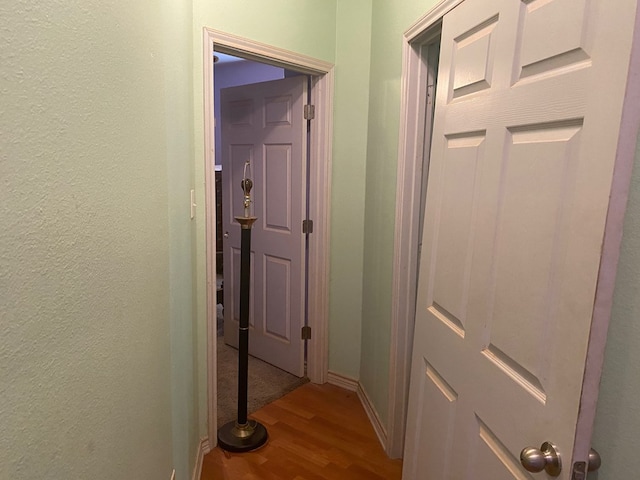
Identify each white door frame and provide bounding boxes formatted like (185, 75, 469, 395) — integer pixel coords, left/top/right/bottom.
(202, 28, 334, 444)
(387, 0, 463, 458)
(387, 0, 640, 460)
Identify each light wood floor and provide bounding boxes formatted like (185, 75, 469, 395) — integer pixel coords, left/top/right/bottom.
(201, 383, 403, 480)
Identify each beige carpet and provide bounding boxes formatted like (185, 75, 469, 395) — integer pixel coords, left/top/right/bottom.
(217, 336, 309, 426)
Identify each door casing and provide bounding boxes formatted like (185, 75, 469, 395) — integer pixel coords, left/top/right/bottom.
(203, 28, 335, 445)
(388, 1, 463, 458)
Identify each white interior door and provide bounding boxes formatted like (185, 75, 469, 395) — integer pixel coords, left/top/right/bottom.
(403, 0, 638, 479)
(221, 76, 307, 377)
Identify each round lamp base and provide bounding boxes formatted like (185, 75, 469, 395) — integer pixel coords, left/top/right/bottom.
(217, 420, 268, 453)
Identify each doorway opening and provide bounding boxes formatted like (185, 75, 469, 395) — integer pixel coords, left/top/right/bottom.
(387, 20, 442, 458)
(213, 52, 312, 427)
(203, 28, 334, 445)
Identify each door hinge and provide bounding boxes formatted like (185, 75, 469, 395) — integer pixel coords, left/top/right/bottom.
(302, 219, 313, 234)
(304, 104, 315, 120)
(301, 325, 312, 340)
(571, 461, 586, 480)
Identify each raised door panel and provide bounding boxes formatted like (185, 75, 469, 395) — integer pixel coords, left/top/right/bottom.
(263, 144, 292, 233)
(517, 0, 591, 81)
(263, 255, 291, 343)
(429, 132, 486, 338)
(405, 359, 459, 479)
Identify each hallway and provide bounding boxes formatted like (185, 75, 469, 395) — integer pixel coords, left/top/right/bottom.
(202, 383, 402, 479)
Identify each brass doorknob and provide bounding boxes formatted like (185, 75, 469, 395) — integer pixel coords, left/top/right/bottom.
(520, 442, 562, 476)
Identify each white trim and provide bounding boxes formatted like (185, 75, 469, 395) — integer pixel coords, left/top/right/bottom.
(306, 69, 333, 385)
(387, 8, 445, 459)
(203, 27, 218, 447)
(327, 373, 389, 452)
(203, 28, 334, 446)
(405, 0, 462, 41)
(209, 29, 333, 75)
(191, 437, 211, 480)
(327, 371, 358, 392)
(357, 383, 388, 452)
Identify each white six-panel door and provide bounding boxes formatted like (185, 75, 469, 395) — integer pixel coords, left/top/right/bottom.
(221, 76, 307, 377)
(403, 0, 638, 478)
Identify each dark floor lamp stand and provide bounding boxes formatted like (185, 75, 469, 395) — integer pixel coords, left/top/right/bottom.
(217, 175, 268, 452)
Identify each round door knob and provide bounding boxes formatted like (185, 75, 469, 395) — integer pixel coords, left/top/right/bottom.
(223, 231, 229, 238)
(520, 442, 562, 476)
(588, 448, 601, 472)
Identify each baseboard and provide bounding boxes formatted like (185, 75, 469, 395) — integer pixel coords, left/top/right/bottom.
(327, 371, 358, 391)
(327, 372, 388, 452)
(191, 437, 210, 480)
(356, 383, 388, 451)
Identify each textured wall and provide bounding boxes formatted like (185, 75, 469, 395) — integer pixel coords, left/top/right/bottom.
(590, 138, 640, 479)
(329, 0, 373, 379)
(194, 0, 337, 63)
(0, 0, 194, 478)
(163, 0, 200, 478)
(359, 0, 440, 426)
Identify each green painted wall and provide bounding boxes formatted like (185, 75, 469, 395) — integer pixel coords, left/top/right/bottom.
(195, 0, 337, 62)
(328, 0, 372, 378)
(590, 138, 640, 479)
(0, 0, 198, 479)
(360, 0, 440, 426)
(163, 0, 201, 479)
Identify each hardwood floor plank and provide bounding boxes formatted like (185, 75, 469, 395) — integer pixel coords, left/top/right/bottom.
(201, 383, 402, 480)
